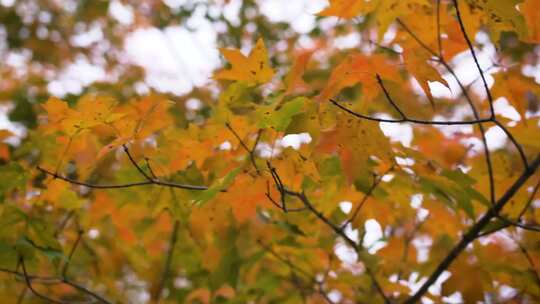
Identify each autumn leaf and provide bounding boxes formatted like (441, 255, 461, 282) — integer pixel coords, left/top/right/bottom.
(491, 68, 540, 121)
(284, 50, 313, 95)
(403, 49, 450, 106)
(317, 112, 393, 183)
(317, 0, 373, 19)
(318, 53, 400, 102)
(214, 38, 275, 85)
(521, 0, 540, 43)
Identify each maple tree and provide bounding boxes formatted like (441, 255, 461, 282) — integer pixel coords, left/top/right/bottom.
(1, 0, 540, 303)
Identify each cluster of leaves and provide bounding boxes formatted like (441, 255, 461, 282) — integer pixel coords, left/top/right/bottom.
(1, 0, 540, 303)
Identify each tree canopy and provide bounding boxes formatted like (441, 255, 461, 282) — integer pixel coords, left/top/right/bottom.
(1, 0, 540, 303)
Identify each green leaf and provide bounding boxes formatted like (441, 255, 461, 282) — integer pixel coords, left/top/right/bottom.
(193, 167, 241, 206)
(0, 162, 29, 200)
(58, 188, 85, 210)
(258, 97, 306, 131)
(275, 220, 306, 236)
(220, 82, 255, 113)
(210, 226, 241, 290)
(0, 241, 18, 268)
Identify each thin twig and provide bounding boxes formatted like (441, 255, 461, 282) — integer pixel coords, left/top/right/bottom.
(479, 180, 540, 236)
(123, 144, 154, 181)
(37, 166, 210, 191)
(495, 215, 540, 232)
(266, 163, 392, 304)
(330, 99, 491, 125)
(452, 0, 495, 117)
(145, 157, 158, 179)
(397, 17, 496, 205)
(153, 219, 179, 301)
(3, 263, 112, 304)
(516, 241, 540, 289)
(225, 122, 261, 174)
(376, 74, 407, 119)
(493, 120, 529, 168)
(342, 166, 393, 229)
(62, 229, 83, 277)
(258, 241, 335, 303)
(20, 257, 67, 304)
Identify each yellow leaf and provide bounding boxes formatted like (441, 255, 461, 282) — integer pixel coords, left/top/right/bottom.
(403, 49, 450, 106)
(76, 94, 118, 128)
(0, 130, 13, 141)
(491, 68, 540, 121)
(42, 97, 71, 123)
(375, 0, 430, 39)
(317, 112, 393, 183)
(214, 38, 274, 85)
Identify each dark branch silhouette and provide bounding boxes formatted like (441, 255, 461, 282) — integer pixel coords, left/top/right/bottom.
(405, 154, 540, 303)
(225, 122, 261, 174)
(37, 166, 210, 191)
(266, 162, 392, 304)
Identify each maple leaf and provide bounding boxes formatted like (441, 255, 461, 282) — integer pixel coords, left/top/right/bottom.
(214, 38, 275, 85)
(521, 0, 540, 43)
(317, 0, 374, 19)
(284, 50, 313, 95)
(403, 49, 450, 106)
(318, 53, 400, 102)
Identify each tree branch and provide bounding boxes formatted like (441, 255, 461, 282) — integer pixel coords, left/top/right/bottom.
(20, 257, 67, 304)
(342, 166, 393, 229)
(266, 162, 392, 304)
(225, 122, 261, 174)
(152, 219, 180, 301)
(452, 0, 495, 117)
(61, 228, 83, 277)
(3, 261, 112, 304)
(397, 18, 497, 205)
(37, 166, 210, 191)
(330, 99, 492, 125)
(405, 154, 540, 303)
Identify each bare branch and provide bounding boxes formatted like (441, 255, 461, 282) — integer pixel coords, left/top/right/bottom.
(330, 99, 492, 125)
(3, 261, 112, 304)
(493, 120, 529, 168)
(20, 257, 68, 304)
(342, 166, 393, 229)
(266, 163, 392, 304)
(225, 122, 261, 174)
(62, 228, 83, 277)
(152, 219, 180, 301)
(123, 144, 154, 181)
(452, 0, 495, 117)
(397, 17, 496, 205)
(516, 241, 540, 290)
(37, 166, 210, 191)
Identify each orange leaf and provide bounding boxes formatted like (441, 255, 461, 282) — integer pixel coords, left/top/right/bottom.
(284, 50, 313, 95)
(317, 0, 372, 19)
(318, 53, 400, 102)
